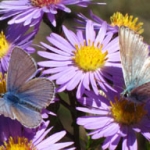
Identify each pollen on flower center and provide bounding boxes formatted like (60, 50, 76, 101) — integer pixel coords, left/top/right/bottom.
(0, 31, 10, 59)
(110, 12, 144, 34)
(73, 41, 108, 72)
(30, 0, 60, 7)
(110, 97, 147, 125)
(0, 137, 36, 150)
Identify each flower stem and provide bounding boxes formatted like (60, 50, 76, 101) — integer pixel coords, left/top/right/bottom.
(68, 90, 81, 150)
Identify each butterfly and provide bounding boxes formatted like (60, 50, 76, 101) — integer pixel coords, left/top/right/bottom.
(119, 26, 150, 103)
(0, 47, 55, 128)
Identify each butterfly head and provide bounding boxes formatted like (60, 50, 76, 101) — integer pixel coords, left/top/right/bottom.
(121, 84, 135, 98)
(121, 87, 148, 104)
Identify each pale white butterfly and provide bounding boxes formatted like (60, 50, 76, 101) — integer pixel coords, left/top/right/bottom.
(119, 26, 150, 103)
(0, 47, 55, 128)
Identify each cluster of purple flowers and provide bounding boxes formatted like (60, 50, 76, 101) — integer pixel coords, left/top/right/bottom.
(0, 0, 149, 150)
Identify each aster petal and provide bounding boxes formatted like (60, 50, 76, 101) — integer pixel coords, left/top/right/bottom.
(122, 138, 129, 150)
(8, 9, 35, 24)
(103, 37, 119, 53)
(56, 4, 71, 13)
(1, 58, 8, 72)
(119, 126, 128, 137)
(38, 60, 72, 67)
(142, 132, 150, 140)
(76, 107, 110, 115)
(77, 116, 109, 126)
(76, 30, 84, 44)
(23, 9, 42, 26)
(89, 72, 99, 95)
(17, 31, 37, 46)
(102, 32, 113, 46)
(63, 25, 80, 46)
(43, 66, 68, 74)
(0, 11, 21, 20)
(33, 122, 51, 145)
(78, 96, 100, 107)
(94, 71, 108, 92)
(94, 21, 107, 46)
(56, 67, 78, 84)
(127, 129, 137, 150)
(47, 13, 56, 27)
(91, 122, 119, 139)
(82, 72, 90, 91)
(102, 134, 121, 150)
(38, 51, 71, 61)
(40, 43, 71, 56)
(76, 79, 85, 99)
(102, 122, 120, 137)
(48, 33, 74, 53)
(66, 70, 83, 90)
(78, 116, 114, 130)
(86, 20, 95, 44)
(36, 131, 66, 147)
(57, 83, 67, 93)
(40, 142, 74, 150)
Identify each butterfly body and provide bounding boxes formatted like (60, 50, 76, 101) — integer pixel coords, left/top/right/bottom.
(0, 47, 55, 128)
(119, 27, 150, 103)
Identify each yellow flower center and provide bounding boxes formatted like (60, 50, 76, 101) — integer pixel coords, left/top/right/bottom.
(0, 137, 36, 150)
(0, 32, 10, 59)
(0, 73, 6, 94)
(73, 41, 108, 72)
(110, 97, 147, 125)
(30, 0, 60, 7)
(110, 12, 144, 34)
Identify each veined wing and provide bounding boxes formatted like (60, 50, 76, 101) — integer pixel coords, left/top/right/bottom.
(0, 98, 15, 119)
(0, 95, 42, 128)
(129, 82, 150, 103)
(7, 47, 37, 92)
(119, 27, 149, 88)
(137, 57, 150, 86)
(11, 103, 42, 128)
(16, 78, 55, 109)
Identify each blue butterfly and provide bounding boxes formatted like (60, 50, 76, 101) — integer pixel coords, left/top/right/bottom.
(119, 26, 150, 103)
(0, 47, 55, 128)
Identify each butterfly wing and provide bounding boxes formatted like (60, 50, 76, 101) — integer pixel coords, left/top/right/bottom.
(11, 103, 42, 128)
(7, 47, 37, 92)
(16, 78, 55, 109)
(0, 97, 42, 128)
(13, 78, 55, 128)
(0, 98, 15, 119)
(129, 82, 150, 103)
(136, 57, 150, 86)
(119, 27, 149, 89)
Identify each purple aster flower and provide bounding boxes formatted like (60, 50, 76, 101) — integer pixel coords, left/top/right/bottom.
(77, 10, 118, 33)
(77, 11, 144, 35)
(0, 0, 106, 27)
(77, 90, 150, 150)
(38, 20, 123, 98)
(0, 24, 36, 73)
(0, 116, 75, 150)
